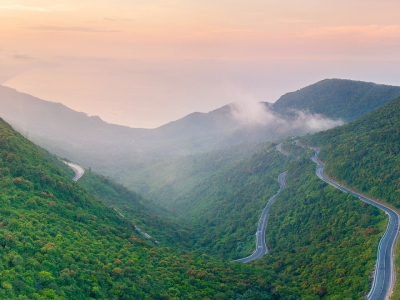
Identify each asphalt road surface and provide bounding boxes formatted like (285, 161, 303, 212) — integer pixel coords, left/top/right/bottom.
(235, 171, 287, 263)
(311, 148, 399, 300)
(63, 161, 85, 181)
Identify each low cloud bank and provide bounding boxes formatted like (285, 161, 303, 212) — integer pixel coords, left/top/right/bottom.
(229, 101, 343, 134)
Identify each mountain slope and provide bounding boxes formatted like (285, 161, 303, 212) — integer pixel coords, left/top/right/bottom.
(298, 95, 400, 297)
(78, 170, 194, 247)
(173, 145, 291, 259)
(0, 118, 287, 299)
(2, 79, 398, 206)
(261, 150, 386, 298)
(301, 95, 400, 208)
(3, 78, 395, 163)
(272, 79, 400, 122)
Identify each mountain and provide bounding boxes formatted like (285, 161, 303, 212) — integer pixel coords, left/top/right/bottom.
(0, 85, 147, 167)
(2, 78, 398, 205)
(272, 78, 400, 122)
(0, 84, 332, 162)
(0, 80, 395, 298)
(0, 117, 287, 299)
(9, 96, 385, 298)
(301, 94, 400, 209)
(4, 78, 396, 162)
(299, 95, 400, 297)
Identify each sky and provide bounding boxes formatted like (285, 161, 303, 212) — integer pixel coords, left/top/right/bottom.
(1, 0, 400, 128)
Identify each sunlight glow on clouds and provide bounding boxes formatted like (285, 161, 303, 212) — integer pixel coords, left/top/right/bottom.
(0, 4, 49, 12)
(1, 0, 400, 127)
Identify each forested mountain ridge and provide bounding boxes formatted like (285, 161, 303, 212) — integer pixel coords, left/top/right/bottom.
(301, 95, 400, 208)
(256, 141, 386, 298)
(0, 118, 287, 299)
(2, 79, 398, 211)
(300, 95, 400, 298)
(272, 79, 400, 122)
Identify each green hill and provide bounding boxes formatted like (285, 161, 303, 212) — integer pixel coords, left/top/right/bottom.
(257, 142, 386, 298)
(301, 95, 400, 208)
(296, 95, 400, 297)
(0, 118, 286, 299)
(272, 79, 400, 121)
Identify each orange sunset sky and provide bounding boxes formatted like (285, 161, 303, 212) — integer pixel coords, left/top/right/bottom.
(1, 0, 400, 128)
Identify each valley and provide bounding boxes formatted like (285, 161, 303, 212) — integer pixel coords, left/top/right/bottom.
(1, 79, 400, 299)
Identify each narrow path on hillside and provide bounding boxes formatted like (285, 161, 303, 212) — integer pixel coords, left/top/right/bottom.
(310, 147, 400, 300)
(63, 161, 85, 181)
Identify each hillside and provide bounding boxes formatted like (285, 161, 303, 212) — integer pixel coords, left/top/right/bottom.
(117, 142, 264, 204)
(260, 148, 386, 298)
(0, 86, 395, 298)
(299, 96, 400, 297)
(301, 95, 400, 208)
(2, 79, 398, 208)
(272, 79, 400, 122)
(0, 118, 287, 299)
(159, 134, 389, 298)
(78, 170, 194, 247)
(173, 145, 291, 259)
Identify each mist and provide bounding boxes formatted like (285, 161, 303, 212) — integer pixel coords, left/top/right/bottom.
(230, 101, 344, 134)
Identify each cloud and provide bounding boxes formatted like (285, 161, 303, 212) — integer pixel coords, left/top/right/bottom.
(12, 53, 35, 60)
(192, 29, 260, 38)
(230, 101, 276, 126)
(291, 110, 344, 132)
(278, 18, 315, 24)
(57, 55, 113, 62)
(229, 101, 343, 134)
(104, 17, 135, 22)
(304, 25, 400, 44)
(0, 5, 49, 12)
(24, 25, 123, 33)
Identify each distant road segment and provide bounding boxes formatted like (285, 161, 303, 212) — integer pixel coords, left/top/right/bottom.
(63, 161, 85, 181)
(311, 148, 399, 300)
(276, 143, 290, 157)
(235, 171, 286, 263)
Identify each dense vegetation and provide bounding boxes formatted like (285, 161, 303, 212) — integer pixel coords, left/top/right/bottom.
(260, 145, 386, 299)
(117, 143, 263, 204)
(302, 95, 400, 208)
(300, 95, 400, 297)
(79, 170, 194, 247)
(0, 118, 287, 299)
(272, 79, 400, 122)
(2, 81, 398, 298)
(172, 146, 291, 259)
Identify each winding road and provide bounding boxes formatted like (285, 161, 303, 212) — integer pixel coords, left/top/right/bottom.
(63, 161, 85, 181)
(276, 143, 291, 157)
(311, 147, 400, 300)
(235, 171, 287, 263)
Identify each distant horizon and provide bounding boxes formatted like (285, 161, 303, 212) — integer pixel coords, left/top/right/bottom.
(2, 76, 399, 129)
(2, 1, 400, 127)
(0, 78, 395, 129)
